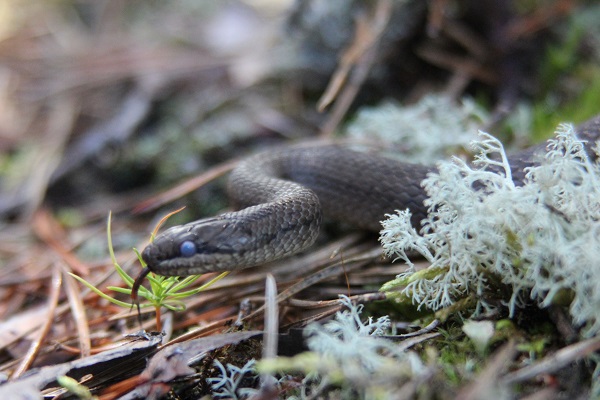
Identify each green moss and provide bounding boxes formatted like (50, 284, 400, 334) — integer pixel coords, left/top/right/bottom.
(538, 20, 584, 96)
(530, 9, 600, 139)
(532, 67, 600, 139)
(436, 327, 480, 385)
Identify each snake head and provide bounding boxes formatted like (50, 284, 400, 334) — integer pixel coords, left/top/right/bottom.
(141, 216, 253, 276)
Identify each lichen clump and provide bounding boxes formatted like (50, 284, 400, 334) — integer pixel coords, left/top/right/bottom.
(258, 296, 427, 398)
(346, 95, 487, 164)
(380, 123, 600, 335)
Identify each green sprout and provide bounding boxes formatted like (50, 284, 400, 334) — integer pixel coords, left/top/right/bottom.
(70, 210, 229, 331)
(56, 376, 97, 400)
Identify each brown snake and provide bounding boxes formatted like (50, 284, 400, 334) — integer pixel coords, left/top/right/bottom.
(140, 115, 600, 277)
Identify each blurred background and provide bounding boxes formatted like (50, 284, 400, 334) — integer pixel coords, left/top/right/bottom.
(1, 0, 598, 227)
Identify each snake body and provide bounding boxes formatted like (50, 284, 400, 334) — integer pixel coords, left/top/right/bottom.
(141, 116, 600, 276)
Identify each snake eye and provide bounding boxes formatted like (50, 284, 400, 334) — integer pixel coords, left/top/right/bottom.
(179, 241, 197, 257)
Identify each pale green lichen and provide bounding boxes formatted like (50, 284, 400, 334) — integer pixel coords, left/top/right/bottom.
(346, 95, 488, 164)
(258, 295, 427, 399)
(207, 359, 257, 399)
(380, 123, 600, 335)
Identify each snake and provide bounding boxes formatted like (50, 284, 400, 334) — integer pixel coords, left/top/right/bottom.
(139, 115, 600, 277)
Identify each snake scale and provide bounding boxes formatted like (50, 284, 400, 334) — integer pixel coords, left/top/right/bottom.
(140, 115, 600, 277)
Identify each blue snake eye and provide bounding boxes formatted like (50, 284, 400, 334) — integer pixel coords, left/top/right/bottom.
(179, 241, 197, 257)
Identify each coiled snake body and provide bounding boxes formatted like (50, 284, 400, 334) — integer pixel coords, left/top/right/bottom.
(141, 116, 600, 276)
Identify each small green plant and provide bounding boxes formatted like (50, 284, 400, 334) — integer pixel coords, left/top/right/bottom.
(56, 376, 97, 400)
(70, 210, 229, 331)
